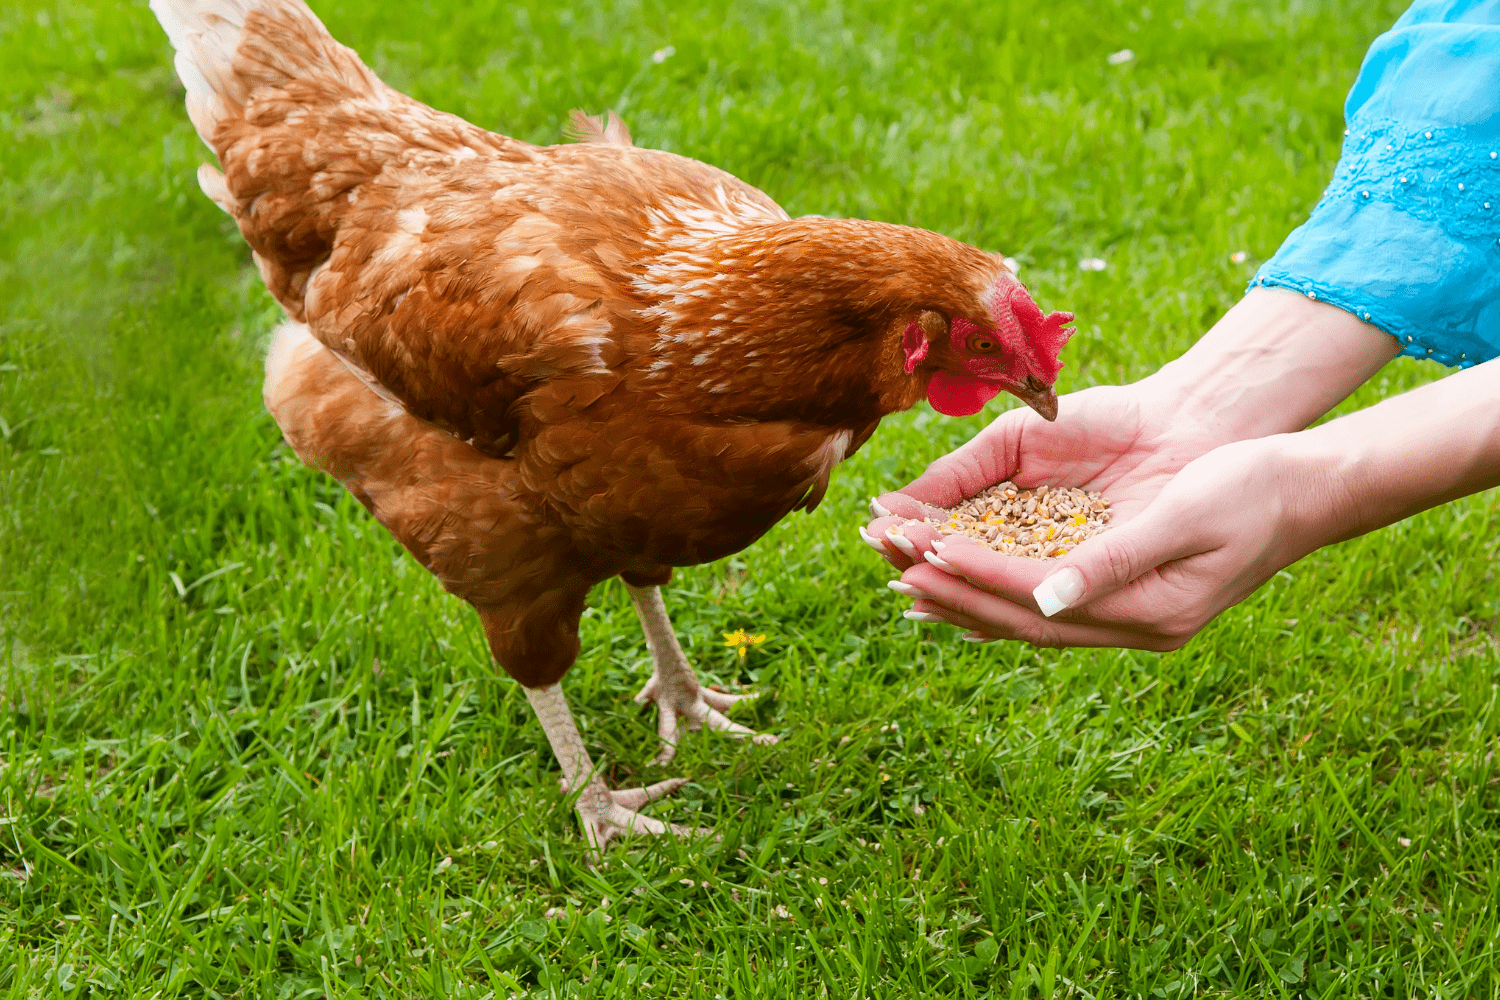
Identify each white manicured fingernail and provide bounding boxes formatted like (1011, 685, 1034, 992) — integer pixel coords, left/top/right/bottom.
(961, 632, 994, 643)
(931, 539, 946, 551)
(857, 526, 887, 553)
(904, 610, 946, 623)
(1033, 567, 1085, 617)
(887, 580, 925, 597)
(869, 497, 892, 518)
(923, 550, 955, 572)
(885, 528, 916, 556)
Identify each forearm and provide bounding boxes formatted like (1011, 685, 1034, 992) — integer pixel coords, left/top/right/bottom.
(1285, 357, 1500, 549)
(1140, 287, 1400, 445)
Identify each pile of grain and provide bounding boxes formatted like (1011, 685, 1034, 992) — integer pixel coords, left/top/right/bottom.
(904, 482, 1111, 559)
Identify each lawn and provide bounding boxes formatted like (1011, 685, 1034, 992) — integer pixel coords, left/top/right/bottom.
(3, 0, 1499, 995)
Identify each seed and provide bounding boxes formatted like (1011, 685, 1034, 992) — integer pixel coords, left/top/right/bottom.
(912, 484, 1112, 561)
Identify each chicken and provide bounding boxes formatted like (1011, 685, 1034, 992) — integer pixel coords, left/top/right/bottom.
(151, 0, 1075, 850)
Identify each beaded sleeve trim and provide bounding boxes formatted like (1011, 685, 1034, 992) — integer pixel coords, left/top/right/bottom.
(1248, 273, 1479, 369)
(1252, 117, 1500, 369)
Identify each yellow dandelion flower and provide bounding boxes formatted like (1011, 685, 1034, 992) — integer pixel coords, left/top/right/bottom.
(723, 629, 767, 659)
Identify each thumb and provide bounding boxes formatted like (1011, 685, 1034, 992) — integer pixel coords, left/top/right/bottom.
(1030, 502, 1204, 617)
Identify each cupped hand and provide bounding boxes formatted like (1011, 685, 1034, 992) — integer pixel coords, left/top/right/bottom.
(863, 380, 1222, 565)
(860, 383, 1313, 650)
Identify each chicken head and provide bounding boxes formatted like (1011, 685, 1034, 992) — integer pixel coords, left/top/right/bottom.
(903, 283, 1075, 419)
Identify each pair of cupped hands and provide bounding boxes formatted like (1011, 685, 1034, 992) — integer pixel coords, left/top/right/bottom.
(858, 288, 1457, 651)
(860, 381, 1299, 650)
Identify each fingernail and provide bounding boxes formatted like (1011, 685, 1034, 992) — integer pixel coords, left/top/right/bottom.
(885, 528, 916, 556)
(1033, 567, 1085, 618)
(961, 632, 994, 643)
(887, 580, 926, 597)
(931, 540, 946, 551)
(903, 610, 947, 623)
(857, 526, 887, 553)
(869, 497, 892, 518)
(923, 550, 956, 572)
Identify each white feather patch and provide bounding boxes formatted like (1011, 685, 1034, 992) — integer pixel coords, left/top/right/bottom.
(809, 430, 854, 479)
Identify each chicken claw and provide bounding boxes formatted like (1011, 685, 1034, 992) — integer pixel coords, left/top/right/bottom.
(557, 775, 709, 852)
(627, 583, 777, 765)
(633, 669, 776, 766)
(528, 684, 710, 852)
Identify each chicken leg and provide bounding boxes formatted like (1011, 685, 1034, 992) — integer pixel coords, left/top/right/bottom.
(625, 583, 777, 765)
(525, 682, 706, 852)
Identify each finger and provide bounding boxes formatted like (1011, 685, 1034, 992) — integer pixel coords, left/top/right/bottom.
(909, 490, 1211, 619)
(860, 515, 918, 568)
(890, 520, 947, 557)
(861, 516, 950, 568)
(1026, 500, 1212, 618)
(916, 535, 1053, 606)
(857, 521, 902, 563)
(870, 492, 955, 522)
(902, 578, 1182, 651)
(903, 523, 1212, 648)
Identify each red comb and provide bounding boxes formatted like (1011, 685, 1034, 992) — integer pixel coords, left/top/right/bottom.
(1009, 287, 1074, 382)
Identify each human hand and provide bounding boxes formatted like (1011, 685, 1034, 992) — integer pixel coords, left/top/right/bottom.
(868, 432, 1336, 650)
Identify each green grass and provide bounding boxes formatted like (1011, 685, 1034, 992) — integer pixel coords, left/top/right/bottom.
(4, 0, 1499, 995)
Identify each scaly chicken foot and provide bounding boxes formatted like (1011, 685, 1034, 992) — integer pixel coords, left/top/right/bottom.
(626, 583, 778, 765)
(525, 683, 709, 853)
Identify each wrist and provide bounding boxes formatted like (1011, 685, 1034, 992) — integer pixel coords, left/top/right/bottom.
(1251, 429, 1365, 565)
(1141, 287, 1400, 446)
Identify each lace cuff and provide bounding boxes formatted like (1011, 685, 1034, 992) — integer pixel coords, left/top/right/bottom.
(1253, 119, 1500, 369)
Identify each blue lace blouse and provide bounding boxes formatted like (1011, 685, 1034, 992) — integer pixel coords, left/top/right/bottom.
(1252, 0, 1500, 368)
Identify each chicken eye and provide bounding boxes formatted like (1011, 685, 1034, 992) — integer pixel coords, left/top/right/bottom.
(966, 334, 999, 354)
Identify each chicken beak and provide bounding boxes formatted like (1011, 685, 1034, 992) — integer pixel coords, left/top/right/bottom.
(1024, 389, 1059, 422)
(1012, 380, 1059, 421)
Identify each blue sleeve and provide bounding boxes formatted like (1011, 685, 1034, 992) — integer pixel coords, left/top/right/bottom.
(1251, 0, 1500, 368)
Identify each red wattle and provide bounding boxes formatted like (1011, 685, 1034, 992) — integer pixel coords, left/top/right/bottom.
(927, 372, 1004, 416)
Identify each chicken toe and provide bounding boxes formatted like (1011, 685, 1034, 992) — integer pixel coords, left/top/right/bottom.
(526, 683, 708, 853)
(626, 583, 777, 765)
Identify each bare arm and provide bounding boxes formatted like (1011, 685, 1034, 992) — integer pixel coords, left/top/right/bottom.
(1144, 287, 1401, 441)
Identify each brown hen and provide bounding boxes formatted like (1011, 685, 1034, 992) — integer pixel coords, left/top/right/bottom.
(152, 0, 1075, 849)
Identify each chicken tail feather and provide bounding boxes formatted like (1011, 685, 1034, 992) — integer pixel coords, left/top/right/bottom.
(150, 0, 378, 148)
(563, 109, 634, 147)
(150, 0, 506, 322)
